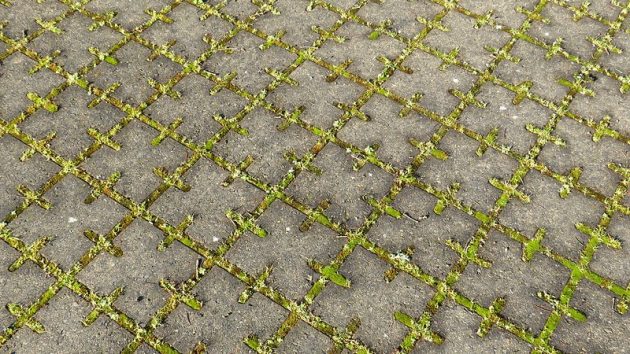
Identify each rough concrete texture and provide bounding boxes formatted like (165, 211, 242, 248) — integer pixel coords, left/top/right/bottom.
(0, 0, 629, 353)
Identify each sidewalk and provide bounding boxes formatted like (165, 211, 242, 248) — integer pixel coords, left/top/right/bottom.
(1, 0, 629, 352)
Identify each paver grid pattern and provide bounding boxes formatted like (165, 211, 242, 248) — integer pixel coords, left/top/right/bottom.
(0, 0, 629, 352)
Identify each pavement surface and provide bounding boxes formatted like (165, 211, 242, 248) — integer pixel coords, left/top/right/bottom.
(1, 0, 629, 353)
